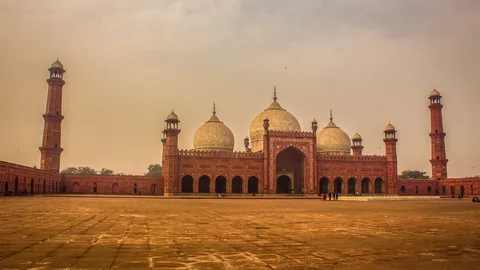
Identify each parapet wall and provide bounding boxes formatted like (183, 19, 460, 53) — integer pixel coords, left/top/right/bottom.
(317, 154, 386, 161)
(63, 174, 163, 195)
(179, 149, 263, 158)
(268, 130, 315, 138)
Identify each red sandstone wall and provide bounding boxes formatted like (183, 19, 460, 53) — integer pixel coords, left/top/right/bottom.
(177, 154, 263, 193)
(398, 178, 480, 196)
(439, 178, 480, 196)
(316, 155, 389, 194)
(62, 174, 163, 195)
(397, 179, 440, 195)
(0, 161, 62, 194)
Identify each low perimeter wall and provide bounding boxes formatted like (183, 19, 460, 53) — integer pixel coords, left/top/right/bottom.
(62, 174, 163, 195)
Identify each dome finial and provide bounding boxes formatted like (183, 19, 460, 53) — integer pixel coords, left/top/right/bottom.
(329, 109, 333, 122)
(213, 102, 216, 116)
(273, 85, 277, 102)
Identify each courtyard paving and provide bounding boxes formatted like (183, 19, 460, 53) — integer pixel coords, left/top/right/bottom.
(0, 197, 479, 270)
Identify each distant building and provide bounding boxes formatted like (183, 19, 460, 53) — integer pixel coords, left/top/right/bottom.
(1, 60, 478, 196)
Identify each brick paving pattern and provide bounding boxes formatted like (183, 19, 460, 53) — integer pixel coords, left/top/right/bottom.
(0, 197, 479, 269)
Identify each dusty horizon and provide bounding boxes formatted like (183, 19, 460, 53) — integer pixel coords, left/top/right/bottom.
(0, 1, 479, 177)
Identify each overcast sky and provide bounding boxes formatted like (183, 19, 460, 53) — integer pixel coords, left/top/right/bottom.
(0, 0, 479, 177)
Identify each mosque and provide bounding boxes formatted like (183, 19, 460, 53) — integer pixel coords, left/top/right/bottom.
(0, 60, 479, 197)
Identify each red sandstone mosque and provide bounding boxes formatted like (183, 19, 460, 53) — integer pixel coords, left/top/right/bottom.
(1, 60, 479, 197)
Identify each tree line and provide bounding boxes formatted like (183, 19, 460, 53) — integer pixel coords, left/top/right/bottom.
(398, 170, 430, 180)
(60, 164, 162, 177)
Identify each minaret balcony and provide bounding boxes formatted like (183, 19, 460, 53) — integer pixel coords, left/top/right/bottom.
(42, 114, 64, 121)
(39, 146, 64, 153)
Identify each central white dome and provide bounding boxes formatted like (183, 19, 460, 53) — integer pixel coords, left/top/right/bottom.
(249, 88, 301, 152)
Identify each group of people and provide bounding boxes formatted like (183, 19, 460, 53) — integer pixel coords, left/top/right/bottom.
(321, 192, 339, 201)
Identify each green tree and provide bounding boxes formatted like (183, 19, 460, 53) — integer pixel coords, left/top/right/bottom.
(61, 167, 80, 174)
(146, 164, 162, 177)
(61, 166, 97, 175)
(100, 168, 115, 175)
(398, 170, 430, 180)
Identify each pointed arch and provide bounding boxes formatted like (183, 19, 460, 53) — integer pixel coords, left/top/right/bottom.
(319, 177, 329, 194)
(276, 175, 292, 194)
(198, 175, 210, 193)
(181, 175, 194, 193)
(247, 176, 259, 193)
(275, 146, 307, 193)
(374, 178, 385, 193)
(4, 181, 8, 195)
(361, 178, 370, 193)
(231, 176, 243, 193)
(215, 176, 227, 193)
(112, 183, 119, 193)
(334, 177, 343, 193)
(347, 177, 357, 194)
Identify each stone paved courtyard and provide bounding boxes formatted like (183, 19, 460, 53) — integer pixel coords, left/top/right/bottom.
(0, 197, 479, 270)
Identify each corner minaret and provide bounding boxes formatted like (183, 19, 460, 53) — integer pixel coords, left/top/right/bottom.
(39, 59, 65, 173)
(428, 88, 448, 180)
(383, 123, 398, 194)
(162, 111, 180, 196)
(351, 132, 363, 156)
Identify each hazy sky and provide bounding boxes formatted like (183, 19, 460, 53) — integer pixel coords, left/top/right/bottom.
(1, 0, 479, 177)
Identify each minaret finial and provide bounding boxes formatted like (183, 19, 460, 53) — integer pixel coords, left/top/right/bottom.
(273, 85, 277, 102)
(329, 109, 333, 121)
(213, 102, 216, 115)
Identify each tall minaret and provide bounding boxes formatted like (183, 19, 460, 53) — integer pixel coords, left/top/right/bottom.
(384, 123, 398, 194)
(39, 59, 65, 173)
(162, 111, 180, 196)
(428, 88, 448, 180)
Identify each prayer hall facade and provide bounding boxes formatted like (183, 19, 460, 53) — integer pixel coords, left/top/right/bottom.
(1, 60, 479, 197)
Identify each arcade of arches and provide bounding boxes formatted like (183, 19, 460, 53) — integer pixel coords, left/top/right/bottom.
(2, 176, 62, 195)
(177, 174, 388, 195)
(318, 177, 385, 194)
(180, 175, 260, 194)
